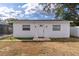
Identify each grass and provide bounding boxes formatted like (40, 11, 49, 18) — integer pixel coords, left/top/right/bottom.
(0, 36, 79, 56)
(50, 37, 79, 42)
(15, 37, 33, 41)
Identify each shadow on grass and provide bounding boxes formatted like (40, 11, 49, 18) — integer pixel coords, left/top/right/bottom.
(50, 38, 79, 42)
(1, 36, 79, 42)
(16, 37, 79, 42)
(15, 37, 33, 42)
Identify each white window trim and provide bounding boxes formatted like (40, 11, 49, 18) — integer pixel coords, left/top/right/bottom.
(53, 25, 61, 31)
(22, 25, 30, 31)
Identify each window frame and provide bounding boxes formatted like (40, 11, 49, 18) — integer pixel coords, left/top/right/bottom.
(53, 25, 61, 31)
(22, 25, 30, 31)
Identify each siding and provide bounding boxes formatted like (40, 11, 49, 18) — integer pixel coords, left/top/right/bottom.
(70, 26, 79, 37)
(13, 21, 70, 38)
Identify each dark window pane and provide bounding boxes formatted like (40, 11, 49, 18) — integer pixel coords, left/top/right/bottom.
(40, 25, 43, 27)
(22, 25, 30, 31)
(53, 25, 61, 31)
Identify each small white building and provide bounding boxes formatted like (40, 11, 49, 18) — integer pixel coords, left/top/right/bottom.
(13, 20, 71, 39)
(70, 26, 79, 37)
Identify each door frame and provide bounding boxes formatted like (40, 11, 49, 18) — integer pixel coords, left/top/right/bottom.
(34, 24, 45, 38)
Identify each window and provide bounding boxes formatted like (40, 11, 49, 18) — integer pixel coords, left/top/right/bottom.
(23, 25, 30, 31)
(53, 25, 61, 31)
(40, 25, 43, 27)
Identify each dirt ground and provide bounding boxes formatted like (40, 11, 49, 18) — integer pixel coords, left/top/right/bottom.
(0, 37, 79, 56)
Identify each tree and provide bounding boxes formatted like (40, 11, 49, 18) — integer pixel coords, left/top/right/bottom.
(42, 3, 79, 26)
(41, 3, 56, 15)
(5, 18, 17, 34)
(5, 18, 17, 24)
(55, 3, 79, 26)
(56, 4, 79, 20)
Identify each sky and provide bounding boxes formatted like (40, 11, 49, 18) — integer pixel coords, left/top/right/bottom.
(0, 3, 55, 20)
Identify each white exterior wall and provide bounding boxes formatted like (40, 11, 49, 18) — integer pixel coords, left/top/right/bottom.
(70, 26, 79, 37)
(13, 24, 35, 37)
(13, 21, 70, 38)
(44, 23, 70, 38)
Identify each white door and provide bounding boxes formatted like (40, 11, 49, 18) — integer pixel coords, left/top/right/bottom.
(34, 25, 44, 37)
(38, 25, 44, 37)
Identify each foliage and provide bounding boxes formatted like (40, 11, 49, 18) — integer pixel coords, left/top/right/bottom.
(42, 3, 79, 26)
(5, 18, 17, 24)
